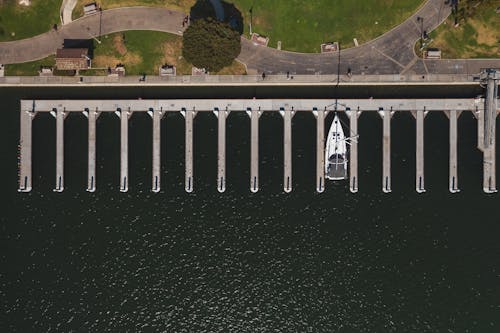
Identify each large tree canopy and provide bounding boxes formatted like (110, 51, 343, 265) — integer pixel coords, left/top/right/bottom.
(182, 18, 241, 72)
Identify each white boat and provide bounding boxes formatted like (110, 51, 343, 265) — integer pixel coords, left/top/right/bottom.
(325, 114, 348, 180)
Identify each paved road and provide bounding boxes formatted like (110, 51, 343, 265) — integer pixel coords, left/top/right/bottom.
(0, 1, 499, 74)
(0, 7, 186, 64)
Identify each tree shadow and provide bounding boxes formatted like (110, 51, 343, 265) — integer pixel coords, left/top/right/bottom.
(189, 0, 244, 35)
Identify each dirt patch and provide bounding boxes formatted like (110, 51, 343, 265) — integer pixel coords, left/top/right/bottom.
(470, 20, 498, 46)
(92, 52, 142, 68)
(113, 34, 127, 55)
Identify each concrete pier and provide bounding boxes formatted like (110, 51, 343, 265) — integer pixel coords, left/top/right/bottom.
(281, 108, 294, 193)
(313, 109, 325, 193)
(446, 110, 460, 193)
(415, 110, 426, 193)
(481, 72, 499, 193)
(182, 109, 196, 193)
(117, 109, 131, 192)
(380, 110, 392, 193)
(151, 108, 163, 193)
(18, 109, 34, 192)
(348, 109, 360, 193)
(247, 108, 261, 193)
(214, 109, 229, 193)
(86, 108, 98, 192)
(54, 109, 65, 192)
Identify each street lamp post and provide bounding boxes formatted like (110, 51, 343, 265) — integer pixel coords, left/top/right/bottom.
(417, 16, 424, 46)
(249, 7, 253, 36)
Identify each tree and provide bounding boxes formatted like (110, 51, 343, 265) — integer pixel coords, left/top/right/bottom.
(182, 17, 241, 72)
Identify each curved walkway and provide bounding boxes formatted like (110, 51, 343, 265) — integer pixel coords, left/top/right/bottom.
(0, 1, 499, 75)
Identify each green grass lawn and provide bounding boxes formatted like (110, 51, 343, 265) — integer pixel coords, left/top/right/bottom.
(4, 55, 55, 75)
(427, 0, 500, 58)
(232, 0, 424, 52)
(0, 0, 61, 41)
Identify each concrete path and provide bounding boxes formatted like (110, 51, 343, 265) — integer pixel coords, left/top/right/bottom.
(61, 0, 78, 25)
(1, 1, 499, 74)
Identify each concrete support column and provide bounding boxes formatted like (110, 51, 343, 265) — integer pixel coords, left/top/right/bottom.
(182, 109, 196, 193)
(281, 108, 294, 193)
(313, 108, 325, 193)
(247, 108, 261, 193)
(54, 108, 65, 192)
(18, 109, 35, 192)
(214, 108, 229, 193)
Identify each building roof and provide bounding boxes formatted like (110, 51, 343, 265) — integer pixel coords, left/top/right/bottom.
(56, 48, 88, 59)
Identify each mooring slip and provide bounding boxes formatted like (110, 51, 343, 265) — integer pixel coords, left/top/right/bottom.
(447, 110, 460, 193)
(54, 109, 65, 192)
(119, 109, 130, 192)
(249, 109, 260, 193)
(215, 109, 229, 193)
(18, 110, 33, 192)
(86, 109, 97, 192)
(151, 109, 162, 193)
(381, 110, 392, 193)
(183, 109, 195, 193)
(19, 98, 486, 193)
(314, 109, 325, 193)
(281, 109, 294, 193)
(416, 110, 426, 193)
(349, 110, 360, 193)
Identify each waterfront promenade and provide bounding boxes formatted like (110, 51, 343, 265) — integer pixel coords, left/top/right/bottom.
(1, 0, 499, 75)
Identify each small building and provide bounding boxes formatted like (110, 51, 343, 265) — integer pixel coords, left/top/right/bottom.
(159, 64, 176, 76)
(39, 66, 54, 76)
(55, 48, 90, 70)
(321, 42, 339, 53)
(84, 2, 99, 16)
(424, 48, 441, 59)
(108, 64, 125, 77)
(251, 33, 269, 47)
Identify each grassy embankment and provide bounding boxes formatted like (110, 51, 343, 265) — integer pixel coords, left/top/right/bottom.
(0, 0, 60, 41)
(426, 0, 500, 58)
(7, 31, 245, 75)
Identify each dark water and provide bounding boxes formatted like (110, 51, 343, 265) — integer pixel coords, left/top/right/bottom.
(1, 86, 499, 332)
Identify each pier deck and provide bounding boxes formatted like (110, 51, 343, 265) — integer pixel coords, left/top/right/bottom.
(119, 109, 129, 192)
(249, 109, 260, 193)
(86, 109, 97, 192)
(183, 109, 195, 193)
(314, 109, 325, 193)
(381, 110, 392, 193)
(18, 109, 33, 192)
(151, 109, 162, 193)
(282, 109, 293, 193)
(349, 110, 360, 193)
(54, 109, 64, 192)
(19, 98, 486, 193)
(415, 110, 426, 193)
(447, 110, 460, 193)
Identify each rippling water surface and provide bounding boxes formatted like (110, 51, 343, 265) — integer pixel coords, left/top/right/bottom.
(1, 87, 499, 332)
